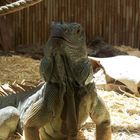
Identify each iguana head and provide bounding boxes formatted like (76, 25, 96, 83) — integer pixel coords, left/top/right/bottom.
(50, 22, 86, 47)
(44, 22, 87, 61)
(41, 22, 93, 85)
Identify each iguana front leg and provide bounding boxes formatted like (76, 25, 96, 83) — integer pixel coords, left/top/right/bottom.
(23, 83, 61, 140)
(90, 89, 112, 140)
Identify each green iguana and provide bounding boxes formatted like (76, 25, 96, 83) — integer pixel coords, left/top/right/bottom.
(0, 22, 111, 140)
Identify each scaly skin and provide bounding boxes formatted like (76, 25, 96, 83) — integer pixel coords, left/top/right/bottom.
(23, 22, 112, 140)
(0, 22, 111, 140)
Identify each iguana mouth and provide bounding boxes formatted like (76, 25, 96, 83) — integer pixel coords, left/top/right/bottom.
(51, 36, 66, 40)
(51, 36, 80, 49)
(51, 36, 72, 44)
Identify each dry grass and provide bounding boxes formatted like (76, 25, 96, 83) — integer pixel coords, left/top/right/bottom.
(114, 45, 140, 57)
(0, 55, 40, 84)
(0, 54, 140, 140)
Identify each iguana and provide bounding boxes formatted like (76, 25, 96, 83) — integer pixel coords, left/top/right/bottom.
(0, 22, 111, 140)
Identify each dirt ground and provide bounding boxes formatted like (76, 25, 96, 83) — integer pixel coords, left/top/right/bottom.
(0, 46, 140, 140)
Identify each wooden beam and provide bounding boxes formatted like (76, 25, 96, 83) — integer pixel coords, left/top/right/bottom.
(0, 0, 42, 16)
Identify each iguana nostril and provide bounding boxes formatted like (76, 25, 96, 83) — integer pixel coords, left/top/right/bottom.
(64, 28, 68, 33)
(77, 29, 80, 34)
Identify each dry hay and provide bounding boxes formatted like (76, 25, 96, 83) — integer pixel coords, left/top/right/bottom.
(0, 55, 40, 84)
(114, 45, 140, 57)
(0, 54, 140, 140)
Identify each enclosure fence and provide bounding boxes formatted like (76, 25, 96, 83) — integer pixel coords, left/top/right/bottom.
(0, 0, 140, 51)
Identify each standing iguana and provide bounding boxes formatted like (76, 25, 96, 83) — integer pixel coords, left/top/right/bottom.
(0, 22, 111, 140)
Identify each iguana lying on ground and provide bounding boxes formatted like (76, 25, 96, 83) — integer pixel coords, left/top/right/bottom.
(0, 22, 111, 140)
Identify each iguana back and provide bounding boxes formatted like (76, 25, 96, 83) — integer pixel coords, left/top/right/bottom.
(0, 81, 44, 109)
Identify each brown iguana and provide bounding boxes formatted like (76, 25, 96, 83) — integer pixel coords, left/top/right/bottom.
(87, 37, 128, 57)
(0, 22, 111, 140)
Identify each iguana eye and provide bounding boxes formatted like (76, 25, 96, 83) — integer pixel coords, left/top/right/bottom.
(77, 29, 80, 34)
